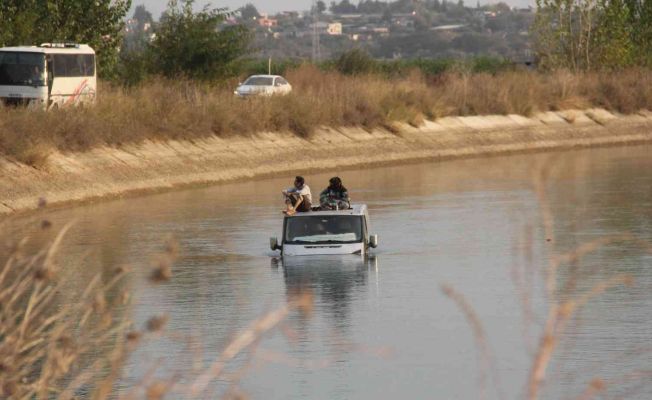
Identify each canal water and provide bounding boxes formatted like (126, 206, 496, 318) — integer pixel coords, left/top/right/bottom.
(4, 145, 651, 399)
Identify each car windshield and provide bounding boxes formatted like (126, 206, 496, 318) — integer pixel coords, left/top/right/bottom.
(243, 76, 274, 86)
(0, 52, 46, 86)
(285, 215, 363, 244)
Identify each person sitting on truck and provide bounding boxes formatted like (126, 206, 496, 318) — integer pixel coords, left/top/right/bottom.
(319, 177, 351, 210)
(282, 176, 312, 215)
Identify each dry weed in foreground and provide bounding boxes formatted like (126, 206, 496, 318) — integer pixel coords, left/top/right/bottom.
(188, 290, 314, 397)
(525, 162, 637, 400)
(442, 158, 648, 400)
(441, 285, 504, 400)
(2, 66, 652, 166)
(0, 223, 131, 398)
(0, 220, 314, 399)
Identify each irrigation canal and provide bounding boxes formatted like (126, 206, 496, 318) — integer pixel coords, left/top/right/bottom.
(5, 144, 652, 399)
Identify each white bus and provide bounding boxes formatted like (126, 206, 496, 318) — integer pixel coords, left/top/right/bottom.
(0, 43, 96, 110)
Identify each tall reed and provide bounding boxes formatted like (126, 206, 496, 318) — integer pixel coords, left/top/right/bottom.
(441, 158, 652, 400)
(0, 222, 131, 398)
(0, 219, 312, 398)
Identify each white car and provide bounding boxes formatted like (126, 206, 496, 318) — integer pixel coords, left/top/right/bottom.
(234, 74, 292, 97)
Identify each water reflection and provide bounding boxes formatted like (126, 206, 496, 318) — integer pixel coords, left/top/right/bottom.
(278, 256, 375, 329)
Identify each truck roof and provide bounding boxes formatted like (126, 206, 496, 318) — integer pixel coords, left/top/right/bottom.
(288, 204, 368, 217)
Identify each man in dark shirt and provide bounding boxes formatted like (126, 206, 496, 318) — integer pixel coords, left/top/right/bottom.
(319, 177, 350, 210)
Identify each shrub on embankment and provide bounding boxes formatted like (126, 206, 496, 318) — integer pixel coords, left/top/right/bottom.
(2, 66, 652, 166)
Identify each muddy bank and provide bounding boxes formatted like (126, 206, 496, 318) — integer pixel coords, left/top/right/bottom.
(1, 109, 651, 215)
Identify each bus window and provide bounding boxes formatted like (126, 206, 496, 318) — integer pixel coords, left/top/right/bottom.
(66, 55, 82, 76)
(52, 54, 95, 77)
(53, 55, 67, 77)
(0, 52, 46, 86)
(82, 55, 95, 76)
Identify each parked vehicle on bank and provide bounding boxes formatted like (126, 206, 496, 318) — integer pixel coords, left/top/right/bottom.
(0, 43, 96, 110)
(234, 74, 292, 97)
(270, 204, 378, 257)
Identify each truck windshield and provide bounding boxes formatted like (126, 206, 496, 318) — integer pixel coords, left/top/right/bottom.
(285, 215, 363, 244)
(0, 52, 46, 87)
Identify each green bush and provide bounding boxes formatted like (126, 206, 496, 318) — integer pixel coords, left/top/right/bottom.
(116, 51, 153, 87)
(148, 0, 251, 81)
(0, 0, 131, 78)
(335, 49, 377, 75)
(469, 56, 512, 74)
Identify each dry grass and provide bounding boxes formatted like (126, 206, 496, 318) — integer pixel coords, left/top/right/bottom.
(0, 222, 132, 398)
(523, 161, 641, 400)
(0, 218, 314, 399)
(2, 66, 652, 166)
(442, 157, 652, 400)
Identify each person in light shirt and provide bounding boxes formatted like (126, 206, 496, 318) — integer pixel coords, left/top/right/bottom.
(282, 176, 312, 215)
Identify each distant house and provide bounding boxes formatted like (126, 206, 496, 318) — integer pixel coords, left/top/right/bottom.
(327, 23, 343, 35)
(258, 15, 278, 28)
(280, 11, 299, 18)
(431, 24, 466, 31)
(391, 15, 415, 30)
(124, 18, 137, 33)
(349, 33, 373, 41)
(310, 21, 330, 33)
(337, 14, 365, 19)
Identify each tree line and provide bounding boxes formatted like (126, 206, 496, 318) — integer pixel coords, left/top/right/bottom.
(0, 0, 132, 76)
(327, 0, 471, 14)
(2, 0, 651, 81)
(121, 0, 250, 83)
(0, 0, 251, 81)
(533, 0, 652, 70)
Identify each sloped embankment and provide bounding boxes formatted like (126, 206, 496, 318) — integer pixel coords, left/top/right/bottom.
(1, 109, 651, 215)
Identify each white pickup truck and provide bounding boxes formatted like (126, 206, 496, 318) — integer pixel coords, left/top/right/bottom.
(270, 204, 378, 257)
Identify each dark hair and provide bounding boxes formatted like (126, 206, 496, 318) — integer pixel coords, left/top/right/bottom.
(295, 176, 305, 185)
(329, 177, 346, 191)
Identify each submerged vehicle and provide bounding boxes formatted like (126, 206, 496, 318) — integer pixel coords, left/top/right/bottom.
(270, 204, 378, 256)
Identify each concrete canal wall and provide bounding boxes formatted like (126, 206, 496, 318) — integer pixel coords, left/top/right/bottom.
(1, 109, 652, 215)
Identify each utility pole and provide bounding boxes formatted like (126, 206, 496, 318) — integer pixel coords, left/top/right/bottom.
(311, 0, 321, 62)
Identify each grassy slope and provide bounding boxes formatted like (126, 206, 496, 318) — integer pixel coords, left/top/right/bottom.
(1, 65, 652, 166)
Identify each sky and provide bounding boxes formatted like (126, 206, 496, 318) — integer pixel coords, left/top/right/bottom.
(135, 0, 533, 19)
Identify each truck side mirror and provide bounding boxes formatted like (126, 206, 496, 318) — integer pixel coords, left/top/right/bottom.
(369, 234, 378, 248)
(270, 237, 280, 251)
